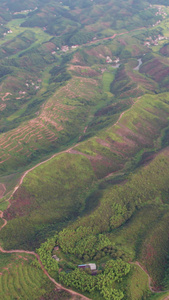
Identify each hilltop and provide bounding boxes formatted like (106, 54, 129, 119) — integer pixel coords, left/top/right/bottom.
(1, 0, 169, 299)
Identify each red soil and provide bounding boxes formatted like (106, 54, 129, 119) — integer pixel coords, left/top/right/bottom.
(140, 58, 169, 83)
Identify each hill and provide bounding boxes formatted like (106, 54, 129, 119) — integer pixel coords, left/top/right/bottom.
(1, 0, 169, 299)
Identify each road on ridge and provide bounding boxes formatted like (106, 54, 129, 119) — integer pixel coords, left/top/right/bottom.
(0, 25, 166, 297)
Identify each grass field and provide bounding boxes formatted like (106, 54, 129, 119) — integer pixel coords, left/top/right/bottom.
(102, 71, 114, 93)
(0, 18, 51, 48)
(125, 264, 150, 300)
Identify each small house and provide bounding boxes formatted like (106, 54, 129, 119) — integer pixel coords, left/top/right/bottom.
(78, 263, 96, 271)
(52, 255, 60, 261)
(88, 263, 96, 271)
(78, 264, 87, 269)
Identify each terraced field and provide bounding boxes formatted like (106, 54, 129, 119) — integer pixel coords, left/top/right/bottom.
(1, 1, 169, 299)
(0, 252, 71, 300)
(75, 92, 169, 178)
(0, 61, 102, 169)
(0, 7, 168, 180)
(2, 90, 169, 252)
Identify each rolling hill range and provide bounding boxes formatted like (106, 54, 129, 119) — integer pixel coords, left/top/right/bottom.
(1, 0, 169, 299)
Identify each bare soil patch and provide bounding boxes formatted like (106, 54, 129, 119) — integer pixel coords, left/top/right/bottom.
(2, 93, 12, 101)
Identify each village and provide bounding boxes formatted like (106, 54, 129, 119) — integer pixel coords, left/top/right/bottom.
(144, 34, 168, 47)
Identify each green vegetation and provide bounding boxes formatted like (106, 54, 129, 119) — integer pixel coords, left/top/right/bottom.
(36, 235, 59, 273)
(125, 264, 150, 300)
(1, 0, 169, 299)
(102, 71, 115, 93)
(59, 259, 130, 299)
(0, 153, 97, 249)
(0, 252, 70, 300)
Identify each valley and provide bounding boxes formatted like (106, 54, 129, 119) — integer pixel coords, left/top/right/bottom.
(1, 0, 169, 299)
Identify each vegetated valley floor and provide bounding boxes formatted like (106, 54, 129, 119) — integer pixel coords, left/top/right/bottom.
(1, 0, 169, 299)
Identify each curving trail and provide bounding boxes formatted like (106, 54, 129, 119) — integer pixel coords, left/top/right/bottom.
(0, 87, 157, 300)
(0, 95, 147, 299)
(0, 144, 79, 232)
(0, 96, 142, 231)
(131, 261, 154, 293)
(0, 24, 165, 300)
(0, 97, 141, 298)
(86, 26, 146, 45)
(0, 211, 7, 230)
(114, 97, 141, 127)
(0, 96, 141, 220)
(0, 246, 90, 300)
(0, 145, 91, 298)
(131, 261, 169, 298)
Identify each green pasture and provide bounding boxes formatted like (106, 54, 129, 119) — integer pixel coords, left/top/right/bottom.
(1, 18, 50, 44)
(102, 71, 114, 93)
(125, 264, 150, 300)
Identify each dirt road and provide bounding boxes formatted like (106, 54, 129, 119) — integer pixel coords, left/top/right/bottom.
(0, 246, 90, 299)
(131, 261, 169, 298)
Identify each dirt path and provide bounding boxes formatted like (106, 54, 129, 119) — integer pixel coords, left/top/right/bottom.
(131, 261, 169, 298)
(114, 97, 141, 127)
(0, 95, 168, 299)
(0, 142, 91, 298)
(0, 247, 90, 300)
(86, 26, 146, 46)
(131, 261, 154, 293)
(2, 94, 138, 204)
(0, 211, 7, 230)
(0, 95, 141, 298)
(2, 93, 12, 101)
(0, 144, 78, 225)
(0, 23, 164, 299)
(0, 96, 142, 230)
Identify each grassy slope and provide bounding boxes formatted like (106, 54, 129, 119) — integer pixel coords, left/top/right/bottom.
(0, 252, 71, 300)
(2, 89, 169, 250)
(50, 147, 169, 296)
(2, 102, 169, 290)
(1, 1, 169, 299)
(0, 0, 167, 180)
(0, 153, 97, 250)
(76, 92, 169, 178)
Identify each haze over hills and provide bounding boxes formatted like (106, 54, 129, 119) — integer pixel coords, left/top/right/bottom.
(1, 0, 169, 299)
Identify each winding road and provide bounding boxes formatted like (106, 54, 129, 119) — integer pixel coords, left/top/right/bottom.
(0, 96, 143, 299)
(0, 54, 168, 299)
(130, 262, 169, 298)
(0, 246, 91, 300)
(0, 147, 90, 298)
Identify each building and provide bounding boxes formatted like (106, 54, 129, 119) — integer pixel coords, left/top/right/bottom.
(78, 263, 96, 271)
(52, 255, 60, 261)
(88, 263, 96, 271)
